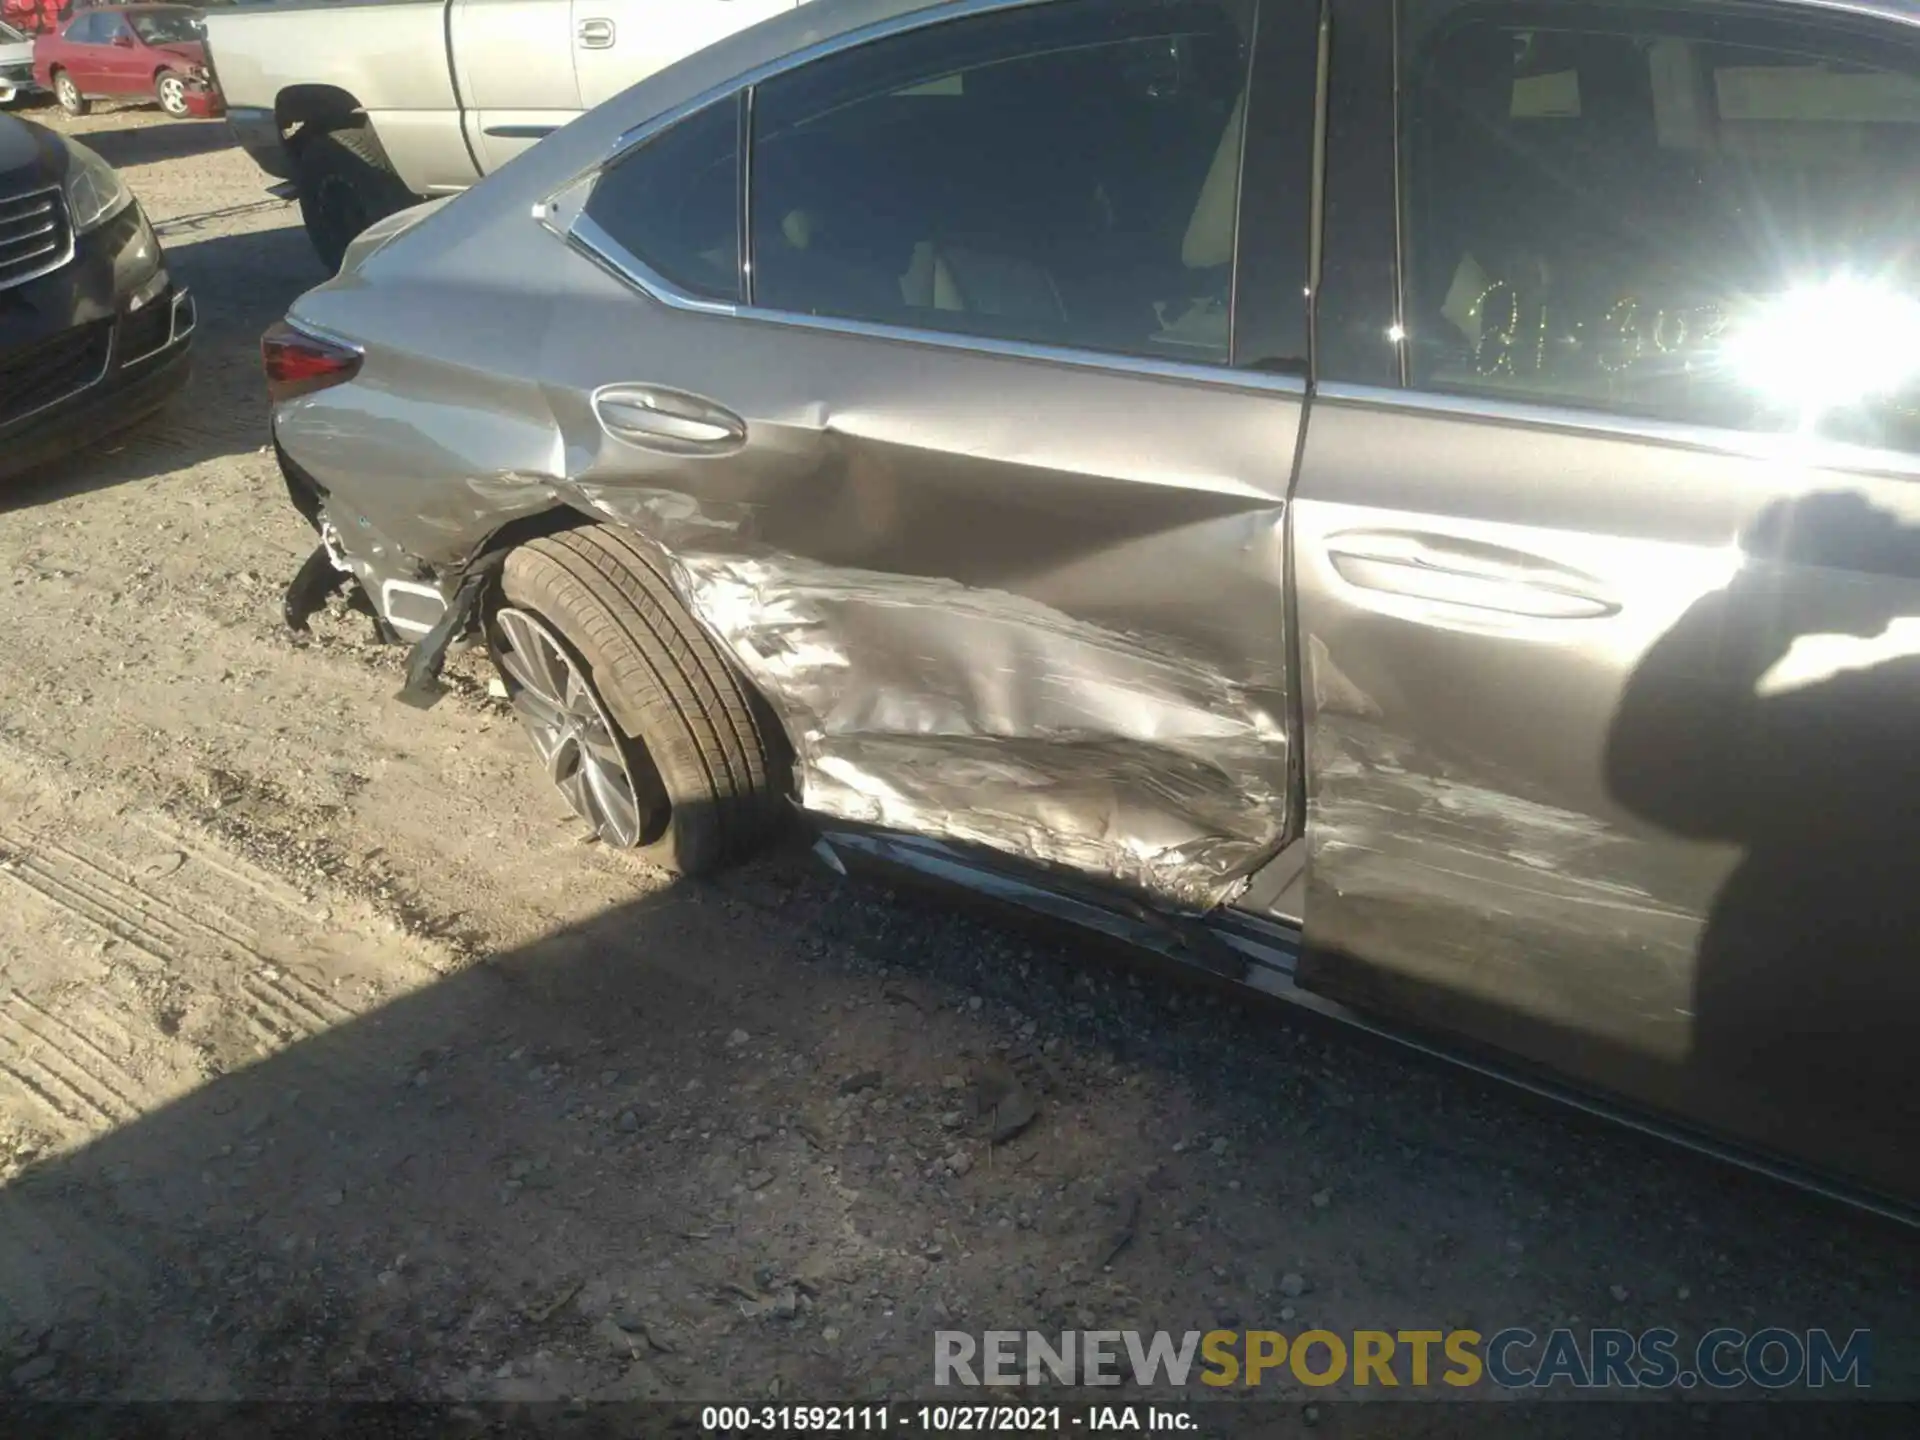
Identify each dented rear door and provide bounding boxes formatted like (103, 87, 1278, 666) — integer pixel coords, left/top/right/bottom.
(538, 0, 1322, 909)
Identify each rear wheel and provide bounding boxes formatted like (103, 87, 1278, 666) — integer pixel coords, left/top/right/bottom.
(491, 528, 788, 876)
(53, 70, 87, 117)
(155, 70, 189, 118)
(295, 121, 418, 273)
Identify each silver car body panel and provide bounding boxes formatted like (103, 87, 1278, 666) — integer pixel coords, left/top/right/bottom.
(1289, 0, 1920, 1204)
(0, 33, 37, 106)
(271, 0, 1920, 1208)
(1293, 385, 1920, 1195)
(282, 0, 1304, 910)
(285, 284, 1305, 910)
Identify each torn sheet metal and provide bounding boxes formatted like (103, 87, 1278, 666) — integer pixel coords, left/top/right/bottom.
(695, 557, 1288, 907)
(815, 828, 1290, 983)
(567, 480, 1291, 909)
(281, 266, 1308, 911)
(553, 372, 1301, 912)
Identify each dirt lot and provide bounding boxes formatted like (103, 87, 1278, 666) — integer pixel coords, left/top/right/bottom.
(0, 104, 1915, 1416)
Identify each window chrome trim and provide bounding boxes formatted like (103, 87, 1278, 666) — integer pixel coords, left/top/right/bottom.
(1800, 0, 1920, 32)
(1317, 382, 1920, 482)
(571, 190, 1303, 395)
(737, 84, 755, 306)
(565, 209, 745, 318)
(1386, 0, 1407, 388)
(1304, 0, 1330, 350)
(542, 0, 1299, 397)
(1223, 0, 1259, 363)
(749, 306, 1301, 394)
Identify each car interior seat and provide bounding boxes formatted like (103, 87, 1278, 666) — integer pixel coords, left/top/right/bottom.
(1412, 23, 1533, 367)
(1148, 85, 1245, 356)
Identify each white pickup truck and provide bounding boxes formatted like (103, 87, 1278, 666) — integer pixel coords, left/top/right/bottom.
(203, 0, 809, 269)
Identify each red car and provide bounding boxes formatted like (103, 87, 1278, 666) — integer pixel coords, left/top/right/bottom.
(0, 0, 54, 36)
(32, 4, 221, 118)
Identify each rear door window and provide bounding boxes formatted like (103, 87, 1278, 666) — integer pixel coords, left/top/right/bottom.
(746, 0, 1258, 364)
(580, 96, 742, 304)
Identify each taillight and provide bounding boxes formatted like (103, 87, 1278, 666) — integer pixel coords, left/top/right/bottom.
(261, 320, 362, 403)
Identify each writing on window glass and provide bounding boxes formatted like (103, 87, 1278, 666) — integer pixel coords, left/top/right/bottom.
(1466, 282, 1733, 380)
(1456, 273, 1920, 433)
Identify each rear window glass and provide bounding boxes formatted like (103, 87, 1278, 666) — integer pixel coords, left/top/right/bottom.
(581, 99, 741, 304)
(747, 0, 1257, 363)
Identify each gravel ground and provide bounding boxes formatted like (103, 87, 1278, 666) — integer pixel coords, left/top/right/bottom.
(0, 102, 1915, 1417)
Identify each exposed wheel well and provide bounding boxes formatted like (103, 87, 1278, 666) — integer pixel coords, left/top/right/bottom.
(472, 509, 797, 790)
(473, 505, 596, 569)
(275, 83, 366, 159)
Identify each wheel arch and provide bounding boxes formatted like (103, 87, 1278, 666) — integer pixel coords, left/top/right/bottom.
(274, 82, 366, 159)
(470, 502, 597, 579)
(469, 506, 799, 789)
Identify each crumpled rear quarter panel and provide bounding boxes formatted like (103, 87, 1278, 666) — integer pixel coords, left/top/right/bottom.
(282, 245, 1303, 911)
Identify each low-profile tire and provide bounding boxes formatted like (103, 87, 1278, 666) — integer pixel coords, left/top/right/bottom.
(53, 70, 88, 117)
(295, 121, 417, 273)
(154, 69, 189, 118)
(491, 527, 789, 877)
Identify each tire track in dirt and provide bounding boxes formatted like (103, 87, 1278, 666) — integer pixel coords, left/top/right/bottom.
(0, 992, 144, 1128)
(0, 741, 449, 1161)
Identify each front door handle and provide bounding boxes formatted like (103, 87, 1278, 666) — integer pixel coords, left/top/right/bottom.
(592, 385, 746, 454)
(1325, 530, 1619, 619)
(577, 17, 616, 48)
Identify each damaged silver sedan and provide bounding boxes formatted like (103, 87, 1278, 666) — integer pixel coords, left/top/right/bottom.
(265, 0, 1920, 1216)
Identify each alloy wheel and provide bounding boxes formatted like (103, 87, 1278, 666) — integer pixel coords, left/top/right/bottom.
(491, 607, 659, 847)
(56, 75, 79, 111)
(158, 76, 187, 116)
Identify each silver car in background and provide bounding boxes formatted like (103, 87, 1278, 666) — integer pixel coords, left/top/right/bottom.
(203, 0, 813, 269)
(0, 20, 39, 105)
(262, 0, 1920, 1217)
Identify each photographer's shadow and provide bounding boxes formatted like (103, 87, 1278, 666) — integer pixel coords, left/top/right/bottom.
(1605, 489, 1920, 1198)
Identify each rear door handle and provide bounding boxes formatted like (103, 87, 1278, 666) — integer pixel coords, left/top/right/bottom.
(578, 17, 615, 48)
(592, 385, 746, 454)
(1325, 530, 1619, 619)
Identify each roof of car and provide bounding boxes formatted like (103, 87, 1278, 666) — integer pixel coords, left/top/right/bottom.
(567, 0, 1920, 172)
(792, 0, 1920, 41)
(587, 0, 1920, 140)
(735, 0, 1920, 50)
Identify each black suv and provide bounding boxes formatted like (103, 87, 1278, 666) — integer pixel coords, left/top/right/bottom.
(0, 111, 193, 480)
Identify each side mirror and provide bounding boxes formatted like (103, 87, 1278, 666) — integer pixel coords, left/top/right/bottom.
(111, 32, 133, 47)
